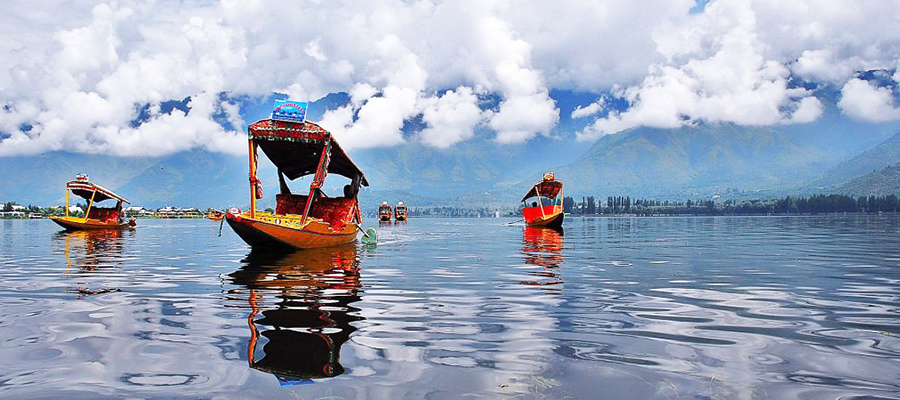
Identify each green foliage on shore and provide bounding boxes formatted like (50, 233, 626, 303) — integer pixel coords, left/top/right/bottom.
(564, 194, 900, 216)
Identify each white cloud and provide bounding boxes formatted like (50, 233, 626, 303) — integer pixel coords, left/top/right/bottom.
(838, 78, 900, 122)
(419, 87, 484, 148)
(786, 96, 823, 124)
(304, 38, 327, 62)
(571, 99, 606, 119)
(2, 0, 900, 155)
(576, 0, 855, 141)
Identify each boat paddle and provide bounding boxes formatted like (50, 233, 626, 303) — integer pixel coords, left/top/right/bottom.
(218, 216, 225, 237)
(505, 219, 524, 226)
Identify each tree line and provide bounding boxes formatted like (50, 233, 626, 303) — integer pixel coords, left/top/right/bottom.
(563, 194, 900, 216)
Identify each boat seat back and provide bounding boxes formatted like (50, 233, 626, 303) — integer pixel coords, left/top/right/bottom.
(276, 194, 356, 230)
(276, 194, 309, 216)
(88, 207, 120, 223)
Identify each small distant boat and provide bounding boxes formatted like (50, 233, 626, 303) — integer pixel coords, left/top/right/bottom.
(378, 201, 392, 222)
(226, 100, 369, 250)
(521, 172, 564, 229)
(394, 200, 407, 221)
(50, 174, 136, 231)
(208, 209, 225, 221)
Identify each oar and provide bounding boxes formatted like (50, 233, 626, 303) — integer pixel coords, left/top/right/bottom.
(218, 216, 225, 237)
(505, 218, 524, 226)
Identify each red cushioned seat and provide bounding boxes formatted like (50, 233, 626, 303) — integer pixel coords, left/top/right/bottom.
(275, 194, 356, 231)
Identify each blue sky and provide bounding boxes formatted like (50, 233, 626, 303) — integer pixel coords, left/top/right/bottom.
(1, 0, 899, 157)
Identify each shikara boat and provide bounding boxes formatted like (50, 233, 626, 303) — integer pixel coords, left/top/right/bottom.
(521, 172, 564, 229)
(394, 200, 408, 221)
(208, 209, 225, 221)
(226, 103, 369, 250)
(378, 201, 392, 221)
(50, 174, 135, 231)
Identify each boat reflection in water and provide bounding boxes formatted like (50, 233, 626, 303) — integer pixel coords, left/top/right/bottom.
(520, 226, 564, 292)
(227, 244, 362, 386)
(57, 229, 129, 297)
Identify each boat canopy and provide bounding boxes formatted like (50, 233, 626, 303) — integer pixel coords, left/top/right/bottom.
(66, 180, 129, 204)
(521, 179, 563, 203)
(248, 119, 369, 186)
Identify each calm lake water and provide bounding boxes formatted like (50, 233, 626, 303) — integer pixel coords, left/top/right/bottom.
(0, 216, 899, 399)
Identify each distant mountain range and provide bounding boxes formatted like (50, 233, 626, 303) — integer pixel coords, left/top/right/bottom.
(4, 77, 900, 210)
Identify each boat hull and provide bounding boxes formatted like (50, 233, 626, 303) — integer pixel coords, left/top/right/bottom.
(379, 215, 391, 222)
(50, 216, 131, 231)
(226, 212, 358, 250)
(523, 209, 564, 229)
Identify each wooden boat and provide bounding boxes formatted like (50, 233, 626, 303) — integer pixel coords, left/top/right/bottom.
(521, 172, 564, 229)
(208, 209, 225, 221)
(378, 201, 392, 221)
(50, 174, 135, 231)
(226, 103, 369, 250)
(394, 200, 408, 221)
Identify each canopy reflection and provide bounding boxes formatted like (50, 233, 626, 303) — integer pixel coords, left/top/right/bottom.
(227, 244, 363, 385)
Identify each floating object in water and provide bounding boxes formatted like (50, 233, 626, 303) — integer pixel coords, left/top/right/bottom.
(361, 227, 377, 246)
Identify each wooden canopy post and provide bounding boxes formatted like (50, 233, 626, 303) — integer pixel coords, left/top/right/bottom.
(536, 186, 546, 219)
(65, 187, 70, 218)
(301, 141, 331, 225)
(248, 139, 257, 219)
(85, 189, 97, 221)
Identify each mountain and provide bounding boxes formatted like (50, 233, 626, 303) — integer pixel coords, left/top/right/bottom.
(5, 81, 900, 209)
(539, 84, 900, 200)
(552, 123, 823, 198)
(115, 151, 247, 209)
(812, 131, 900, 190)
(0, 153, 156, 206)
(836, 162, 900, 196)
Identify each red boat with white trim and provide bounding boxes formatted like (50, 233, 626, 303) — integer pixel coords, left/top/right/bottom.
(521, 172, 564, 229)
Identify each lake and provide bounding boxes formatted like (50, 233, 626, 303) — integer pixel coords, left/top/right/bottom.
(0, 216, 898, 399)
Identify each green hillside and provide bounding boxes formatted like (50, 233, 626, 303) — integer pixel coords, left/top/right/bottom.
(813, 131, 900, 190)
(553, 123, 831, 198)
(837, 162, 900, 196)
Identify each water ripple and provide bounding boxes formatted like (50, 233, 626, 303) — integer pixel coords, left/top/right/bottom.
(0, 216, 899, 399)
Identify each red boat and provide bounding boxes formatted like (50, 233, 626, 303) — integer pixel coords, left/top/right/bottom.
(521, 172, 564, 229)
(378, 201, 392, 221)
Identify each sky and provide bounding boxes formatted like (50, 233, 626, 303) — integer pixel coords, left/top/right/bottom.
(1, 0, 899, 157)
